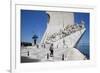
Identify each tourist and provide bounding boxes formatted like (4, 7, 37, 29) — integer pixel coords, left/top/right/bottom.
(47, 53, 49, 60)
(49, 43, 54, 57)
(62, 54, 64, 60)
(27, 51, 29, 56)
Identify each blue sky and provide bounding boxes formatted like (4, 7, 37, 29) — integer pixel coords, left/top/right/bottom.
(21, 10, 48, 43)
(21, 10, 90, 45)
(74, 12, 90, 45)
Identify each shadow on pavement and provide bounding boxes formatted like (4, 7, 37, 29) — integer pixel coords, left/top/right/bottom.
(21, 56, 40, 63)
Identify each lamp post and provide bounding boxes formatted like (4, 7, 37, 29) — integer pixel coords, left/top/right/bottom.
(32, 34, 38, 46)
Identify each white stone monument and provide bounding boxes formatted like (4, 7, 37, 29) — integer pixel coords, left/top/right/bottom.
(41, 11, 74, 43)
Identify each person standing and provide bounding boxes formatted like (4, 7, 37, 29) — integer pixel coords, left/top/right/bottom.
(62, 54, 64, 60)
(49, 43, 54, 57)
(47, 53, 49, 60)
(27, 51, 29, 56)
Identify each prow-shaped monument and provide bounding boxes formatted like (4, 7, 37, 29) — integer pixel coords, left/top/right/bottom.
(21, 11, 87, 62)
(41, 11, 86, 49)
